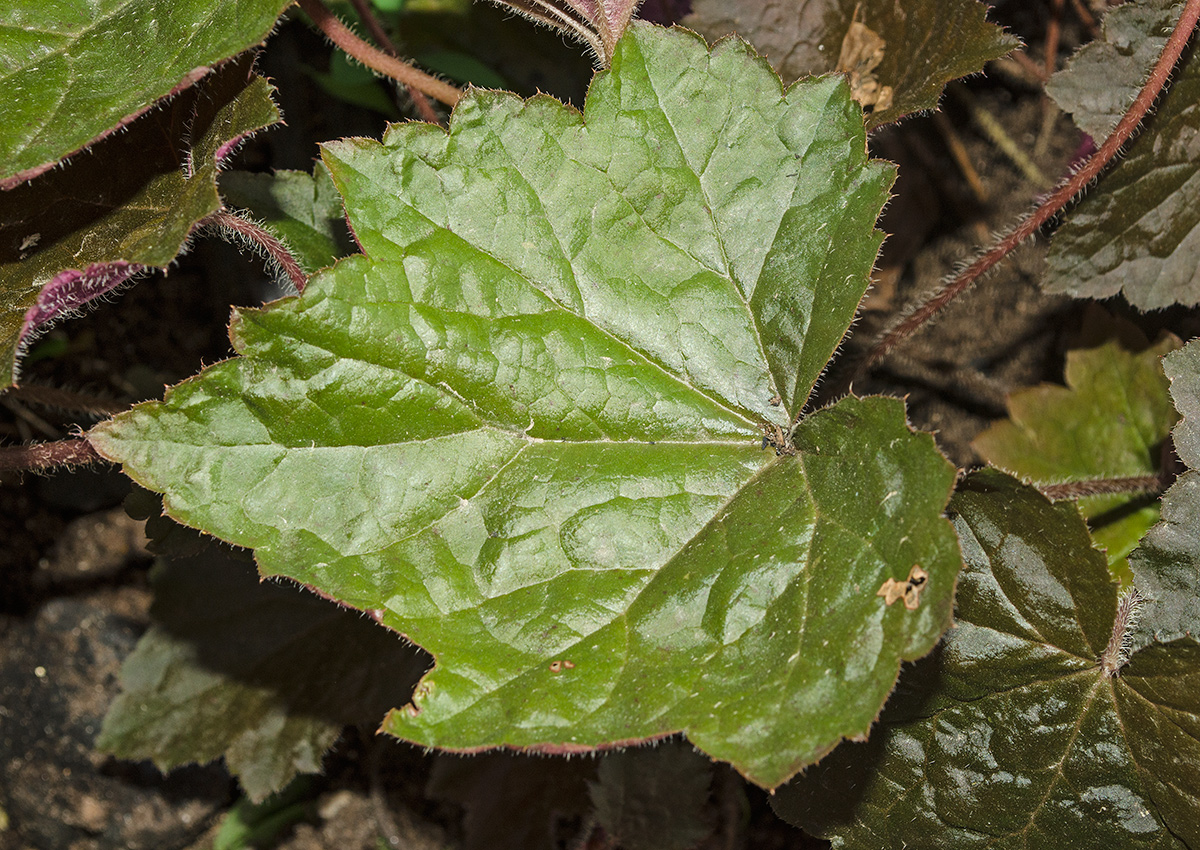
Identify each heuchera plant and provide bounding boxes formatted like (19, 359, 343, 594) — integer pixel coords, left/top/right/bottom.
(2, 0, 1199, 845)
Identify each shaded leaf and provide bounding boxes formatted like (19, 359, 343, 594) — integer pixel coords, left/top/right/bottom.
(773, 471, 1200, 849)
(89, 24, 959, 788)
(973, 315, 1180, 578)
(0, 0, 293, 185)
(220, 165, 357, 275)
(98, 551, 429, 802)
(1128, 339, 1200, 651)
(427, 753, 597, 850)
(0, 61, 280, 386)
(682, 0, 1017, 128)
(589, 741, 714, 850)
(1046, 0, 1176, 143)
(1043, 3, 1200, 309)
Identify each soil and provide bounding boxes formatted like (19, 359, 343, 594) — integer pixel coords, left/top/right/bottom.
(2, 3, 1190, 849)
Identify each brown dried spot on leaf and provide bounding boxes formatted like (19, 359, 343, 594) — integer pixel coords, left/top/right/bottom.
(836, 10, 894, 113)
(877, 565, 928, 610)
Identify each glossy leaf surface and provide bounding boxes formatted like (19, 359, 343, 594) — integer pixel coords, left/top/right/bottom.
(773, 471, 1200, 848)
(98, 552, 429, 802)
(973, 324, 1180, 576)
(89, 24, 960, 788)
(1044, 1, 1200, 309)
(0, 63, 280, 385)
(0, 0, 292, 185)
(682, 0, 1017, 128)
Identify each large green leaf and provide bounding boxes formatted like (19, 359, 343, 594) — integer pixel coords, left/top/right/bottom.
(98, 551, 428, 802)
(1043, 1, 1200, 309)
(88, 24, 960, 788)
(0, 0, 293, 186)
(682, 0, 1017, 128)
(973, 319, 1180, 578)
(772, 471, 1200, 848)
(0, 61, 280, 385)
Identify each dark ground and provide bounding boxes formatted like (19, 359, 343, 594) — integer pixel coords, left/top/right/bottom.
(2, 2, 1191, 848)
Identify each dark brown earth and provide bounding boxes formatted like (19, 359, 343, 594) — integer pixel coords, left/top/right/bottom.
(2, 3, 1188, 848)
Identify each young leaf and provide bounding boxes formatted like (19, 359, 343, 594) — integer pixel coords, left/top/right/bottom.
(682, 0, 1017, 128)
(219, 165, 357, 274)
(88, 24, 960, 788)
(0, 62, 280, 386)
(0, 0, 293, 186)
(98, 551, 429, 802)
(973, 319, 1180, 578)
(773, 471, 1200, 848)
(1045, 0, 1177, 143)
(1043, 1, 1200, 309)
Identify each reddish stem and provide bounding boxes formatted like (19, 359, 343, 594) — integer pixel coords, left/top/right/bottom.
(1038, 475, 1163, 501)
(0, 438, 103, 474)
(5, 384, 125, 417)
(202, 209, 308, 295)
(298, 0, 463, 109)
(857, 0, 1200, 377)
(346, 0, 442, 124)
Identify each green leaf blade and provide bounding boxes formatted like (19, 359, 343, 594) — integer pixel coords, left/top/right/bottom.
(89, 24, 956, 788)
(0, 0, 293, 185)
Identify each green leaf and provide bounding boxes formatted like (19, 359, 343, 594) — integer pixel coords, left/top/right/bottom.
(772, 471, 1200, 848)
(588, 741, 715, 850)
(1046, 0, 1177, 143)
(0, 0, 292, 185)
(0, 62, 280, 386)
(220, 165, 357, 275)
(1043, 2, 1200, 309)
(973, 315, 1180, 579)
(89, 24, 959, 788)
(682, 0, 1017, 128)
(97, 551, 429, 803)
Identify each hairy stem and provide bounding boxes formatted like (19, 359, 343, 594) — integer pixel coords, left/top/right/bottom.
(0, 438, 103, 474)
(4, 384, 125, 417)
(856, 0, 1200, 377)
(200, 209, 308, 295)
(298, 0, 464, 109)
(1038, 475, 1164, 501)
(346, 0, 441, 124)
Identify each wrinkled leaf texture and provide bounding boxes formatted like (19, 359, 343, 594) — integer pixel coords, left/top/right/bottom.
(0, 0, 292, 185)
(1044, 0, 1200, 309)
(682, 0, 1017, 128)
(89, 24, 960, 788)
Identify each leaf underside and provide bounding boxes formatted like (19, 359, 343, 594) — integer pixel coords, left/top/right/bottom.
(0, 61, 280, 386)
(88, 24, 959, 788)
(0, 0, 292, 185)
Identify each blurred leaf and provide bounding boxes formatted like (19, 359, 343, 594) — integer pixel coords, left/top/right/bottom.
(1046, 0, 1176, 142)
(682, 0, 1017, 128)
(589, 741, 715, 850)
(98, 551, 430, 802)
(0, 0, 292, 185)
(0, 61, 280, 386)
(1044, 2, 1200, 309)
(302, 50, 402, 119)
(773, 471, 1200, 849)
(973, 315, 1180, 579)
(427, 753, 597, 850)
(89, 24, 959, 788)
(220, 165, 357, 275)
